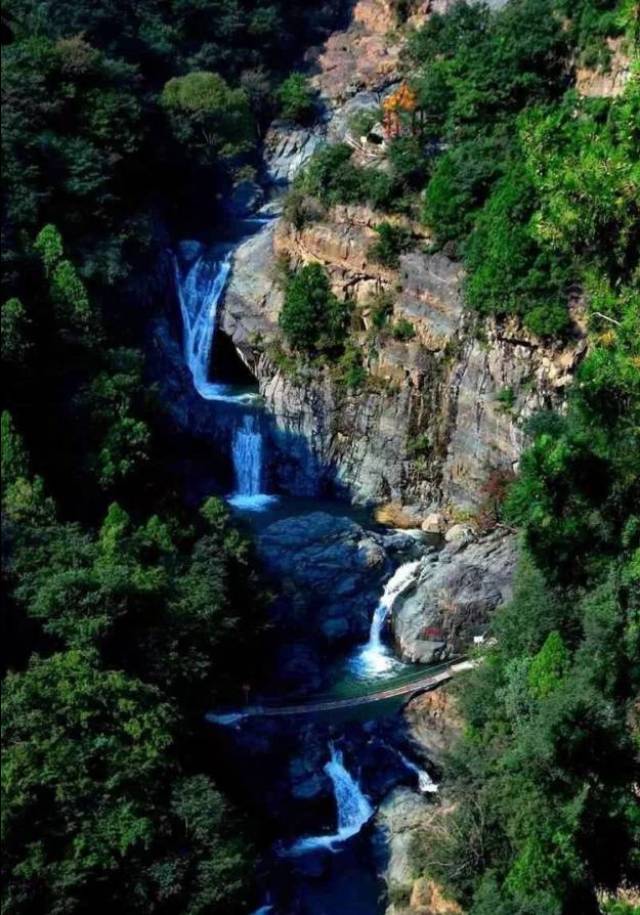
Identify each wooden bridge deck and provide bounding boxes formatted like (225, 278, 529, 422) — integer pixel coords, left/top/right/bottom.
(207, 661, 474, 723)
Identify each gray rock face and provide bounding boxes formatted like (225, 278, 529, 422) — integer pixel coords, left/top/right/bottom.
(392, 530, 517, 662)
(263, 121, 324, 186)
(257, 512, 389, 642)
(221, 199, 585, 511)
(377, 787, 432, 898)
(224, 180, 265, 217)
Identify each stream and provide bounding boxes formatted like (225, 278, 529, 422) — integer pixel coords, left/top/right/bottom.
(171, 228, 440, 915)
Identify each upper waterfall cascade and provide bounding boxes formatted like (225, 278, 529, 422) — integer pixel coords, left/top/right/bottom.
(173, 245, 255, 403)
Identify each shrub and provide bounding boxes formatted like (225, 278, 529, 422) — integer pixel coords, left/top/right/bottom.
(277, 73, 315, 124)
(391, 318, 416, 341)
(295, 144, 396, 211)
(348, 107, 382, 139)
(496, 386, 516, 412)
(388, 135, 432, 189)
(335, 344, 367, 389)
(523, 302, 571, 338)
(369, 222, 413, 268)
(369, 290, 395, 330)
(279, 263, 350, 355)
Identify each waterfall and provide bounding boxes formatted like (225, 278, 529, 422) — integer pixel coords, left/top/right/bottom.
(173, 246, 255, 403)
(349, 559, 422, 678)
(279, 743, 373, 856)
(396, 749, 438, 794)
(228, 414, 277, 512)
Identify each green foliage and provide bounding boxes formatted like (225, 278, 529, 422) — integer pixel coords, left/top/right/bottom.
(387, 135, 431, 189)
(277, 73, 316, 123)
(1, 411, 30, 489)
(75, 348, 153, 489)
(408, 0, 637, 337)
(3, 37, 144, 286)
(422, 134, 509, 245)
(369, 289, 395, 330)
(348, 107, 382, 139)
(2, 649, 253, 915)
(291, 143, 396, 213)
(496, 386, 516, 412)
(161, 71, 255, 162)
(334, 344, 367, 390)
(390, 318, 416, 341)
(527, 631, 569, 698)
(34, 225, 64, 277)
(369, 222, 413, 269)
(463, 162, 571, 335)
(279, 262, 351, 355)
(1, 298, 31, 366)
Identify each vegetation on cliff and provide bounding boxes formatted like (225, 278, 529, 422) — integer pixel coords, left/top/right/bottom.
(402, 4, 639, 908)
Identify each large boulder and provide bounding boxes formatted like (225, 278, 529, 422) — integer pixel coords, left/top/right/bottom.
(257, 512, 389, 643)
(392, 530, 517, 663)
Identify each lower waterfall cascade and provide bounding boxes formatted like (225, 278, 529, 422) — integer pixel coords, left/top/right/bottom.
(349, 559, 423, 679)
(279, 743, 374, 857)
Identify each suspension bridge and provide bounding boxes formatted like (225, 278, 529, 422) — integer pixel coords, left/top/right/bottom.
(207, 659, 475, 724)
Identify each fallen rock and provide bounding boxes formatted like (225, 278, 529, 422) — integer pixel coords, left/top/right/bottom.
(421, 513, 445, 534)
(444, 524, 476, 546)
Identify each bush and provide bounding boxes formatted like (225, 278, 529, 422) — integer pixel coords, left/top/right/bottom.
(369, 290, 395, 330)
(335, 344, 367, 389)
(523, 302, 571, 338)
(369, 222, 413, 269)
(293, 144, 397, 212)
(279, 263, 350, 355)
(277, 73, 315, 124)
(161, 71, 255, 162)
(349, 107, 382, 139)
(391, 318, 416, 341)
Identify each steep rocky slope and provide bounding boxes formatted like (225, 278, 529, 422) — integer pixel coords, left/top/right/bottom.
(221, 0, 586, 518)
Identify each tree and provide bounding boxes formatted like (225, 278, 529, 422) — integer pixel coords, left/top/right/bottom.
(161, 71, 255, 162)
(279, 262, 350, 354)
(2, 650, 174, 913)
(277, 73, 315, 123)
(1, 299, 32, 367)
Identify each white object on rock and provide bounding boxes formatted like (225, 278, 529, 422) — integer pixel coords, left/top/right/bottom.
(444, 523, 476, 544)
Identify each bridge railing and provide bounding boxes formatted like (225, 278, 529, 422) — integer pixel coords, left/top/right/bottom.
(213, 657, 465, 714)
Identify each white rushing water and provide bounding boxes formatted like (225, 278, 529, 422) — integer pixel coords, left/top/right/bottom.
(228, 414, 277, 512)
(173, 246, 256, 404)
(280, 743, 373, 856)
(396, 749, 439, 794)
(349, 559, 422, 679)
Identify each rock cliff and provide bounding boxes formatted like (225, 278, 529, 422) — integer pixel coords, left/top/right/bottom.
(222, 200, 585, 513)
(219, 3, 586, 516)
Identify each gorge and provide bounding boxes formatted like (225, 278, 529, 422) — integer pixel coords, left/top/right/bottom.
(2, 1, 637, 914)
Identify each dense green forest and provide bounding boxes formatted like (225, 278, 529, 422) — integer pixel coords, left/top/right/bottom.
(397, 3, 639, 914)
(1, 2, 338, 912)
